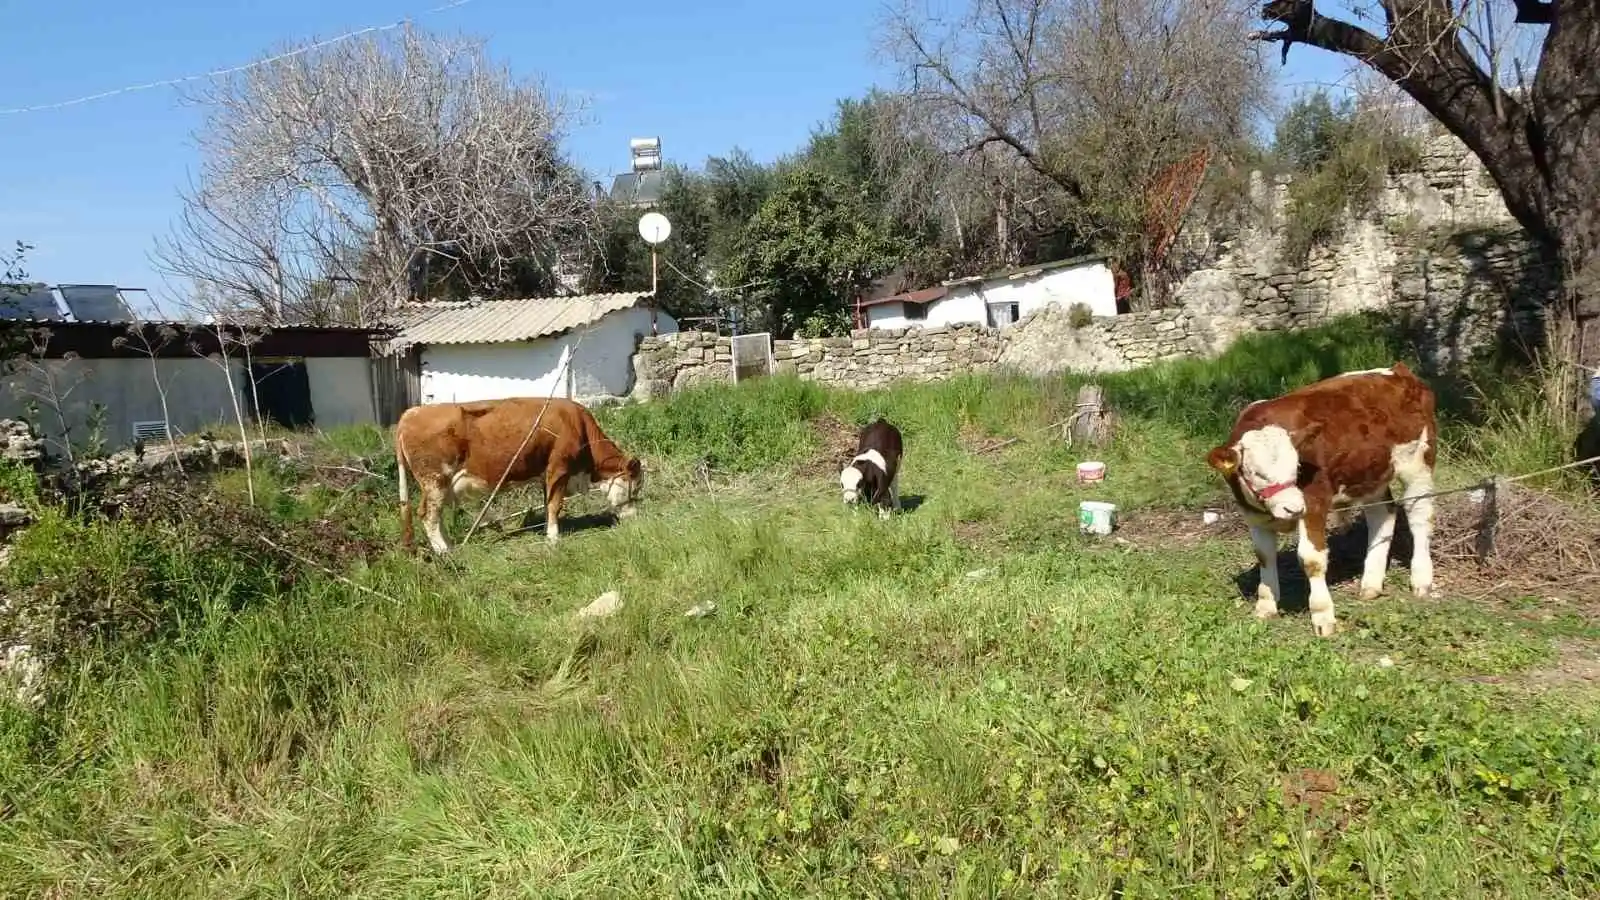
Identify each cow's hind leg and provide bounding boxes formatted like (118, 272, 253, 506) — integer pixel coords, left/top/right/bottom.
(1359, 489, 1398, 601)
(1249, 524, 1281, 620)
(420, 478, 454, 554)
(1393, 434, 1437, 599)
(1297, 513, 1337, 637)
(1399, 478, 1436, 599)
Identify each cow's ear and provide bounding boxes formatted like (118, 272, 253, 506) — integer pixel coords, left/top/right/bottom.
(1207, 445, 1239, 476)
(627, 457, 643, 478)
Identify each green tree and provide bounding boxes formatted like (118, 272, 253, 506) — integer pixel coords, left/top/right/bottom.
(721, 168, 910, 338)
(587, 166, 721, 322)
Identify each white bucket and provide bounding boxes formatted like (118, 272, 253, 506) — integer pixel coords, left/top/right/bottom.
(1202, 508, 1222, 525)
(1078, 500, 1117, 535)
(1076, 461, 1107, 484)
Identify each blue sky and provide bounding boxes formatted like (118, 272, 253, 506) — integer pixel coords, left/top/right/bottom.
(0, 0, 1352, 318)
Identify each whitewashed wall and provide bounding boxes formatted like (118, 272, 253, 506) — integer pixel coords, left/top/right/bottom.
(2, 357, 243, 453)
(863, 260, 1117, 331)
(970, 261, 1119, 320)
(0, 355, 381, 455)
(305, 357, 378, 428)
(418, 307, 676, 405)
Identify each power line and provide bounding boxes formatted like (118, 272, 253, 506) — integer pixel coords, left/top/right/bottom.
(0, 0, 476, 116)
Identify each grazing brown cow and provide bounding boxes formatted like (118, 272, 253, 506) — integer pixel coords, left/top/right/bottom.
(1206, 363, 1438, 637)
(395, 397, 644, 553)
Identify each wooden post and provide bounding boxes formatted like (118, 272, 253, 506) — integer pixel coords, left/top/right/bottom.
(1473, 477, 1505, 565)
(1067, 383, 1118, 448)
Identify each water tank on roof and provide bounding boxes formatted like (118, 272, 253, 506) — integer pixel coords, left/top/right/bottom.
(630, 136, 662, 172)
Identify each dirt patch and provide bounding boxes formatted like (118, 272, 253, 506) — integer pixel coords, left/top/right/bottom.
(797, 413, 860, 478)
(952, 519, 1000, 549)
(1464, 639, 1600, 692)
(1106, 486, 1600, 610)
(1110, 505, 1242, 549)
(959, 422, 1011, 454)
(1431, 483, 1600, 607)
(1281, 768, 1340, 819)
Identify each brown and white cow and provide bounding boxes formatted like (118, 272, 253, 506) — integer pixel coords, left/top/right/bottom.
(394, 396, 644, 554)
(1206, 362, 1438, 637)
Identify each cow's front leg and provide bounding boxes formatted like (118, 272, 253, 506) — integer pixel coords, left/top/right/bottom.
(1249, 524, 1281, 620)
(1297, 513, 1336, 637)
(544, 469, 568, 545)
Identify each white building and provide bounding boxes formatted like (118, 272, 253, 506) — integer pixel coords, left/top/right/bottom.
(388, 292, 677, 406)
(856, 254, 1119, 330)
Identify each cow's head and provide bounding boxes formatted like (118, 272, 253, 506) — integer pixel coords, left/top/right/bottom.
(601, 456, 645, 519)
(1208, 424, 1305, 521)
(839, 461, 865, 505)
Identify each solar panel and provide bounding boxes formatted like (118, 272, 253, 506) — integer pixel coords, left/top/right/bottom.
(0, 283, 65, 321)
(58, 284, 134, 322)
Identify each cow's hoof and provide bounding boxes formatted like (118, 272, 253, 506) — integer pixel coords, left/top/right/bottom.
(1312, 617, 1338, 638)
(1253, 600, 1280, 620)
(1411, 583, 1436, 600)
(1358, 585, 1382, 602)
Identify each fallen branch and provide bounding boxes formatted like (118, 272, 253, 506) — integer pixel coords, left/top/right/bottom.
(254, 534, 400, 605)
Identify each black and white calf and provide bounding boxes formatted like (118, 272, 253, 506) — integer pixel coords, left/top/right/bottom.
(839, 417, 903, 519)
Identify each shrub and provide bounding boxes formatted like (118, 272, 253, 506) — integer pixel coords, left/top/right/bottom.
(0, 481, 381, 675)
(1274, 88, 1424, 264)
(598, 375, 830, 473)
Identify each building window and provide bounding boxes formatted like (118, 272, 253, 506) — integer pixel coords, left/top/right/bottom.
(987, 302, 1020, 328)
(903, 301, 927, 321)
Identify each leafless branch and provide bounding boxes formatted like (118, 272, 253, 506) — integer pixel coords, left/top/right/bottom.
(156, 25, 603, 325)
(877, 0, 1272, 303)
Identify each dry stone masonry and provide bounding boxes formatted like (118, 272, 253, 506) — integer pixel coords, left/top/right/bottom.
(632, 131, 1552, 395)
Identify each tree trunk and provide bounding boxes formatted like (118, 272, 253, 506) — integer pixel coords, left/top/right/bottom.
(1530, 5, 1600, 387)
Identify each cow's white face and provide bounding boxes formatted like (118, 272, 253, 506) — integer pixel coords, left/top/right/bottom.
(839, 465, 863, 504)
(1234, 425, 1305, 520)
(603, 457, 645, 519)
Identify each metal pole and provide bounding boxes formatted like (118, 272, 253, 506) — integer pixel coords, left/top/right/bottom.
(650, 245, 660, 335)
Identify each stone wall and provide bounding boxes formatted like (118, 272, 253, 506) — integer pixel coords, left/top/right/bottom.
(633, 132, 1555, 395)
(630, 325, 1006, 398)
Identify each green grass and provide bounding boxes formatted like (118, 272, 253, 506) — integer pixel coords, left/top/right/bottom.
(0, 315, 1597, 898)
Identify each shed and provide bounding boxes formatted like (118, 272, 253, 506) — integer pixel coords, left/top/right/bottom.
(387, 292, 676, 407)
(0, 316, 391, 453)
(856, 253, 1118, 330)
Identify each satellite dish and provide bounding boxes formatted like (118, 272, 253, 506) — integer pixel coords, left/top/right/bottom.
(638, 212, 672, 245)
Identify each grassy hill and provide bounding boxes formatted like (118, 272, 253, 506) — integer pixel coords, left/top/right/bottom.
(0, 313, 1596, 898)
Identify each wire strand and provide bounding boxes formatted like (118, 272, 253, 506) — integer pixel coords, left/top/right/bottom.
(0, 0, 475, 115)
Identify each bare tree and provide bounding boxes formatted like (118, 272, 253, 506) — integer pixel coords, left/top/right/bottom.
(879, 0, 1274, 306)
(186, 323, 266, 506)
(112, 322, 185, 473)
(155, 25, 602, 324)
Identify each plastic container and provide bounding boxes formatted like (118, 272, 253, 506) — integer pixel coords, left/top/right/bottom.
(1078, 500, 1117, 535)
(1202, 508, 1223, 525)
(1076, 461, 1107, 484)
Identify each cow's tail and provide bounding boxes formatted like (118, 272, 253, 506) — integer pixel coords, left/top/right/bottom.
(396, 429, 415, 552)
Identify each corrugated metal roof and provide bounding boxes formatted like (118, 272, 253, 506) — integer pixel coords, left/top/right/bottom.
(388, 292, 650, 348)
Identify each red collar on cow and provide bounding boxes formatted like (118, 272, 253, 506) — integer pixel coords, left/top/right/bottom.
(1253, 480, 1297, 501)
